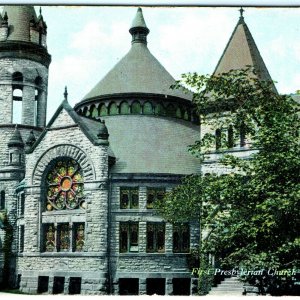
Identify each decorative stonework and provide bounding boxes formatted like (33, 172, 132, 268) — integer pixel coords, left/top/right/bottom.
(32, 144, 95, 185)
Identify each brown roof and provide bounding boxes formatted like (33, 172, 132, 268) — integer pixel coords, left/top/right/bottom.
(214, 15, 274, 85)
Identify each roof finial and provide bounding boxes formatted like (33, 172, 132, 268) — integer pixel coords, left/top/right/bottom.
(129, 7, 149, 45)
(239, 7, 244, 19)
(39, 7, 42, 15)
(64, 86, 68, 101)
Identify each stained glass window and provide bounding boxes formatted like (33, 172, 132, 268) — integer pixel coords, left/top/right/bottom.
(46, 159, 85, 211)
(147, 188, 165, 209)
(43, 222, 85, 252)
(173, 223, 190, 253)
(74, 223, 85, 252)
(120, 188, 139, 209)
(119, 222, 139, 253)
(57, 223, 70, 252)
(146, 223, 165, 253)
(44, 224, 55, 252)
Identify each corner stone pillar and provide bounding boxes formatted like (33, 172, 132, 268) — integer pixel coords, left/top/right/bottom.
(36, 89, 47, 127)
(64, 277, 70, 294)
(166, 278, 173, 295)
(139, 278, 146, 295)
(22, 85, 35, 126)
(139, 222, 146, 252)
(48, 276, 54, 294)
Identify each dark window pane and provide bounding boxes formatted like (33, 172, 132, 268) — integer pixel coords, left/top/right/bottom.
(146, 278, 165, 295)
(119, 278, 139, 295)
(37, 276, 49, 294)
(53, 277, 65, 294)
(69, 277, 81, 295)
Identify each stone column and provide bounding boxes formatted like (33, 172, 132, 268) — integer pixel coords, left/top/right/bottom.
(64, 277, 70, 294)
(22, 85, 35, 126)
(165, 223, 173, 253)
(166, 278, 173, 295)
(139, 221, 146, 253)
(139, 278, 147, 295)
(36, 89, 47, 127)
(48, 276, 54, 294)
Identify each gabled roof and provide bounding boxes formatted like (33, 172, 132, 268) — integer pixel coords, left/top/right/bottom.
(82, 8, 192, 102)
(27, 98, 109, 153)
(2, 6, 37, 42)
(213, 13, 274, 86)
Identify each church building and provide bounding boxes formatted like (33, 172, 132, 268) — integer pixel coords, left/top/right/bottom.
(0, 5, 275, 295)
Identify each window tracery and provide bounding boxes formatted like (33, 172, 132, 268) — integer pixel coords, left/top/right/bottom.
(46, 159, 85, 211)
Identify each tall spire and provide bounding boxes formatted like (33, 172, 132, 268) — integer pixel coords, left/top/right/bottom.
(129, 7, 149, 45)
(213, 8, 275, 88)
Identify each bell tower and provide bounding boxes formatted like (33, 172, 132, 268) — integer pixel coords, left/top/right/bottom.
(0, 6, 51, 127)
(0, 7, 51, 288)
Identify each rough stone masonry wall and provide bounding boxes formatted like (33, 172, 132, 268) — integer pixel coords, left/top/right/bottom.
(17, 111, 109, 294)
(109, 183, 200, 294)
(0, 58, 48, 126)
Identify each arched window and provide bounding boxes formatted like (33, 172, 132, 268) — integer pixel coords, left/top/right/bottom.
(183, 110, 189, 121)
(155, 103, 166, 116)
(12, 72, 24, 124)
(99, 104, 108, 116)
(12, 72, 23, 82)
(143, 102, 152, 115)
(176, 107, 182, 119)
(108, 102, 118, 115)
(90, 105, 98, 118)
(132, 101, 141, 114)
(120, 102, 130, 114)
(0, 190, 5, 210)
(166, 104, 176, 118)
(45, 159, 85, 211)
(82, 107, 88, 117)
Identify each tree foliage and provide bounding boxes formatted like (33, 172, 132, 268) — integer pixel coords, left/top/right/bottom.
(155, 68, 300, 294)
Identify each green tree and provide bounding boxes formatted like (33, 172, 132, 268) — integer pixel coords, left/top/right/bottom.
(155, 68, 300, 295)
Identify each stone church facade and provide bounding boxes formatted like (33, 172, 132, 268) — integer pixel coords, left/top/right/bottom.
(0, 5, 276, 295)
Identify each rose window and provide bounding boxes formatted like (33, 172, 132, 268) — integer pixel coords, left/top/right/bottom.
(46, 159, 85, 211)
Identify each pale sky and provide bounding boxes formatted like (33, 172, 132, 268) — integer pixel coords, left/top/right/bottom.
(12, 6, 300, 120)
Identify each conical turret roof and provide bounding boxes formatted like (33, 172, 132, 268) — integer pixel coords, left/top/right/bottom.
(8, 127, 24, 148)
(82, 8, 192, 101)
(213, 9, 273, 84)
(2, 6, 37, 42)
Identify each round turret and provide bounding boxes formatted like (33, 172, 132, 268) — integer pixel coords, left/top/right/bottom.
(0, 6, 51, 127)
(8, 126, 24, 148)
(75, 8, 200, 175)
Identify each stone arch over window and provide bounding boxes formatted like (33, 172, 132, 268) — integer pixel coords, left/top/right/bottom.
(32, 144, 95, 186)
(132, 101, 142, 114)
(44, 158, 85, 211)
(0, 190, 5, 210)
(99, 103, 108, 116)
(12, 72, 24, 124)
(120, 101, 130, 114)
(90, 104, 98, 118)
(108, 102, 118, 115)
(143, 101, 152, 115)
